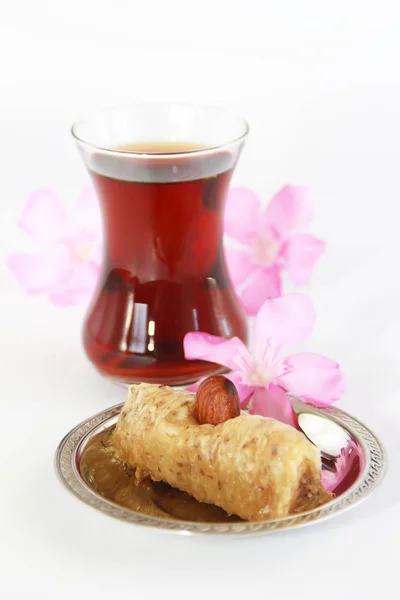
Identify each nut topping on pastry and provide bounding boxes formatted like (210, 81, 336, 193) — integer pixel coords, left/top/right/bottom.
(194, 375, 240, 425)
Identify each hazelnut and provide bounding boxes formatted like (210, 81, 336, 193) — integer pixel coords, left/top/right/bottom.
(194, 375, 240, 425)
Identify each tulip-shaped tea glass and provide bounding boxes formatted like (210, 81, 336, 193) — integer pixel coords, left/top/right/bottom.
(72, 103, 249, 385)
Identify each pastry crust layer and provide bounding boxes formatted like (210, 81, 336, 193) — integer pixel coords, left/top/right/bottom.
(112, 383, 331, 521)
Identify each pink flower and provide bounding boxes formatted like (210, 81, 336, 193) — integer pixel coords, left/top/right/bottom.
(7, 188, 102, 306)
(184, 294, 345, 426)
(322, 440, 364, 493)
(224, 186, 325, 315)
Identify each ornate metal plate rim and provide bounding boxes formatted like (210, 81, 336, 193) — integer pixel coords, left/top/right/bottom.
(55, 402, 387, 536)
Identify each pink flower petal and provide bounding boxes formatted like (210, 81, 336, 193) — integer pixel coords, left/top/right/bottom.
(186, 381, 201, 392)
(226, 371, 255, 407)
(224, 187, 261, 243)
(48, 260, 99, 306)
(74, 186, 102, 237)
(6, 245, 71, 294)
(69, 259, 100, 294)
(186, 371, 254, 407)
(18, 189, 69, 243)
(249, 384, 296, 427)
(183, 332, 249, 371)
(90, 240, 103, 265)
(48, 289, 84, 306)
(254, 294, 315, 354)
(262, 186, 313, 241)
(224, 248, 254, 287)
(238, 266, 282, 316)
(279, 234, 325, 285)
(49, 289, 93, 306)
(279, 352, 346, 406)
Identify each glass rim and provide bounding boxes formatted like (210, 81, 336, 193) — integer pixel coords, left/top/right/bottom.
(71, 101, 250, 158)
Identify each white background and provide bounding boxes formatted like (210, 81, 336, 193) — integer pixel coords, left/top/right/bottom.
(1, 1, 399, 598)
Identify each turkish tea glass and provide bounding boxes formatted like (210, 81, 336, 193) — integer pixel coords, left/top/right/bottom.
(72, 103, 249, 385)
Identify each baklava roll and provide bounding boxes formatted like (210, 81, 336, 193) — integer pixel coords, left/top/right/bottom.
(112, 383, 331, 521)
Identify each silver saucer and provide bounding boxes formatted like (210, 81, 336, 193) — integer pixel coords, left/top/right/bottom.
(55, 402, 387, 536)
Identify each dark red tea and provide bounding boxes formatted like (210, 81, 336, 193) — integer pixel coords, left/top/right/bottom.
(84, 142, 247, 385)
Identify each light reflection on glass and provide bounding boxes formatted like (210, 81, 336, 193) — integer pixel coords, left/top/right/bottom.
(128, 303, 148, 354)
(147, 319, 155, 352)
